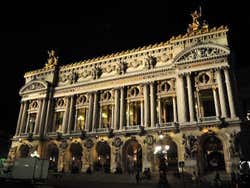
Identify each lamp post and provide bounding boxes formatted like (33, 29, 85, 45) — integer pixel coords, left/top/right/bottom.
(31, 150, 40, 181)
(154, 134, 170, 188)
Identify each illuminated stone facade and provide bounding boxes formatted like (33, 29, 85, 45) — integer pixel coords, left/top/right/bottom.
(8, 10, 241, 175)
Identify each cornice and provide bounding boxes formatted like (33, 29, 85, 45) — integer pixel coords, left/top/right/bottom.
(23, 25, 228, 78)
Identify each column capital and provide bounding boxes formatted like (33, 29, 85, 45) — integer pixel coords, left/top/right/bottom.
(212, 85, 217, 90)
(183, 72, 192, 76)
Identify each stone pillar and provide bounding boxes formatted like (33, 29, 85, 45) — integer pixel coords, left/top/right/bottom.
(111, 104, 114, 129)
(196, 90, 201, 121)
(119, 87, 125, 130)
(19, 101, 28, 134)
(25, 113, 30, 133)
(158, 98, 162, 125)
(126, 101, 130, 127)
(172, 96, 177, 122)
(140, 100, 144, 126)
(38, 98, 47, 136)
(114, 89, 120, 130)
(143, 84, 150, 127)
(33, 100, 43, 135)
(62, 97, 70, 134)
(85, 108, 90, 132)
(99, 106, 102, 129)
(186, 73, 195, 122)
(216, 69, 227, 118)
(67, 95, 75, 134)
(224, 68, 236, 118)
(44, 97, 52, 135)
(212, 87, 220, 117)
(142, 146, 152, 170)
(73, 109, 78, 131)
(92, 92, 98, 131)
(110, 145, 117, 173)
(87, 93, 94, 132)
(15, 101, 24, 136)
(150, 82, 156, 127)
(176, 74, 187, 123)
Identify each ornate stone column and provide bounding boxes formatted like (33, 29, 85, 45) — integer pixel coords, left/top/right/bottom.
(212, 87, 220, 117)
(172, 96, 177, 122)
(15, 101, 24, 136)
(62, 96, 71, 133)
(19, 101, 28, 134)
(119, 87, 125, 130)
(216, 69, 227, 118)
(67, 95, 75, 134)
(73, 109, 78, 131)
(33, 99, 43, 135)
(98, 106, 101, 129)
(186, 73, 195, 122)
(38, 98, 47, 136)
(114, 89, 120, 130)
(140, 100, 144, 126)
(44, 92, 53, 135)
(25, 113, 30, 133)
(224, 68, 236, 118)
(176, 74, 187, 123)
(87, 93, 94, 132)
(111, 104, 114, 129)
(143, 84, 150, 127)
(158, 98, 162, 125)
(126, 101, 130, 127)
(150, 82, 156, 127)
(92, 92, 98, 131)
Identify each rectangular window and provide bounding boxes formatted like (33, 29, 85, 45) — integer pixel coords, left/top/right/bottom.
(52, 111, 64, 132)
(129, 101, 141, 126)
(161, 98, 173, 123)
(101, 105, 112, 128)
(27, 113, 37, 133)
(77, 108, 87, 131)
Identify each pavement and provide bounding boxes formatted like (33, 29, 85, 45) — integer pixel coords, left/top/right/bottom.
(1, 171, 234, 188)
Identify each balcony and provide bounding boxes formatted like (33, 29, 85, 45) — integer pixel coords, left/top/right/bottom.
(125, 125, 140, 130)
(199, 116, 219, 122)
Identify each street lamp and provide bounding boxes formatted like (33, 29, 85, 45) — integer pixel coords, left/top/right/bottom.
(30, 150, 40, 158)
(154, 139, 170, 187)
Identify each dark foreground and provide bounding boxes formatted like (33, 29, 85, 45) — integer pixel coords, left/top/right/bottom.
(1, 171, 249, 188)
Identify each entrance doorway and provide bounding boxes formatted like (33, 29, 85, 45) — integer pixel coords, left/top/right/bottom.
(201, 135, 225, 173)
(70, 143, 83, 173)
(95, 141, 111, 173)
(19, 144, 30, 158)
(123, 139, 142, 174)
(166, 140, 178, 171)
(47, 143, 59, 171)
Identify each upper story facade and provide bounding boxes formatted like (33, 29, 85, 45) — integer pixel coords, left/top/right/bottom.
(13, 10, 240, 141)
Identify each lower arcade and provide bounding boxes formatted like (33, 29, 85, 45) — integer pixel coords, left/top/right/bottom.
(9, 125, 240, 176)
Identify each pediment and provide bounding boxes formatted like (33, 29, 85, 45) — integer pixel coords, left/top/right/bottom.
(174, 43, 230, 64)
(19, 80, 48, 95)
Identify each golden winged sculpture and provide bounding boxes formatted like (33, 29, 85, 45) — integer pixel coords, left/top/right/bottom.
(45, 49, 58, 69)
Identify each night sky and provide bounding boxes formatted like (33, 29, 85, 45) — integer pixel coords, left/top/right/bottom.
(0, 0, 249, 157)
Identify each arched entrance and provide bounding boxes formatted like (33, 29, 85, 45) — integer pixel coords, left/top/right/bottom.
(47, 143, 59, 171)
(200, 134, 225, 173)
(154, 136, 178, 172)
(95, 141, 111, 173)
(166, 140, 178, 171)
(122, 138, 142, 173)
(19, 144, 30, 158)
(70, 143, 83, 173)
